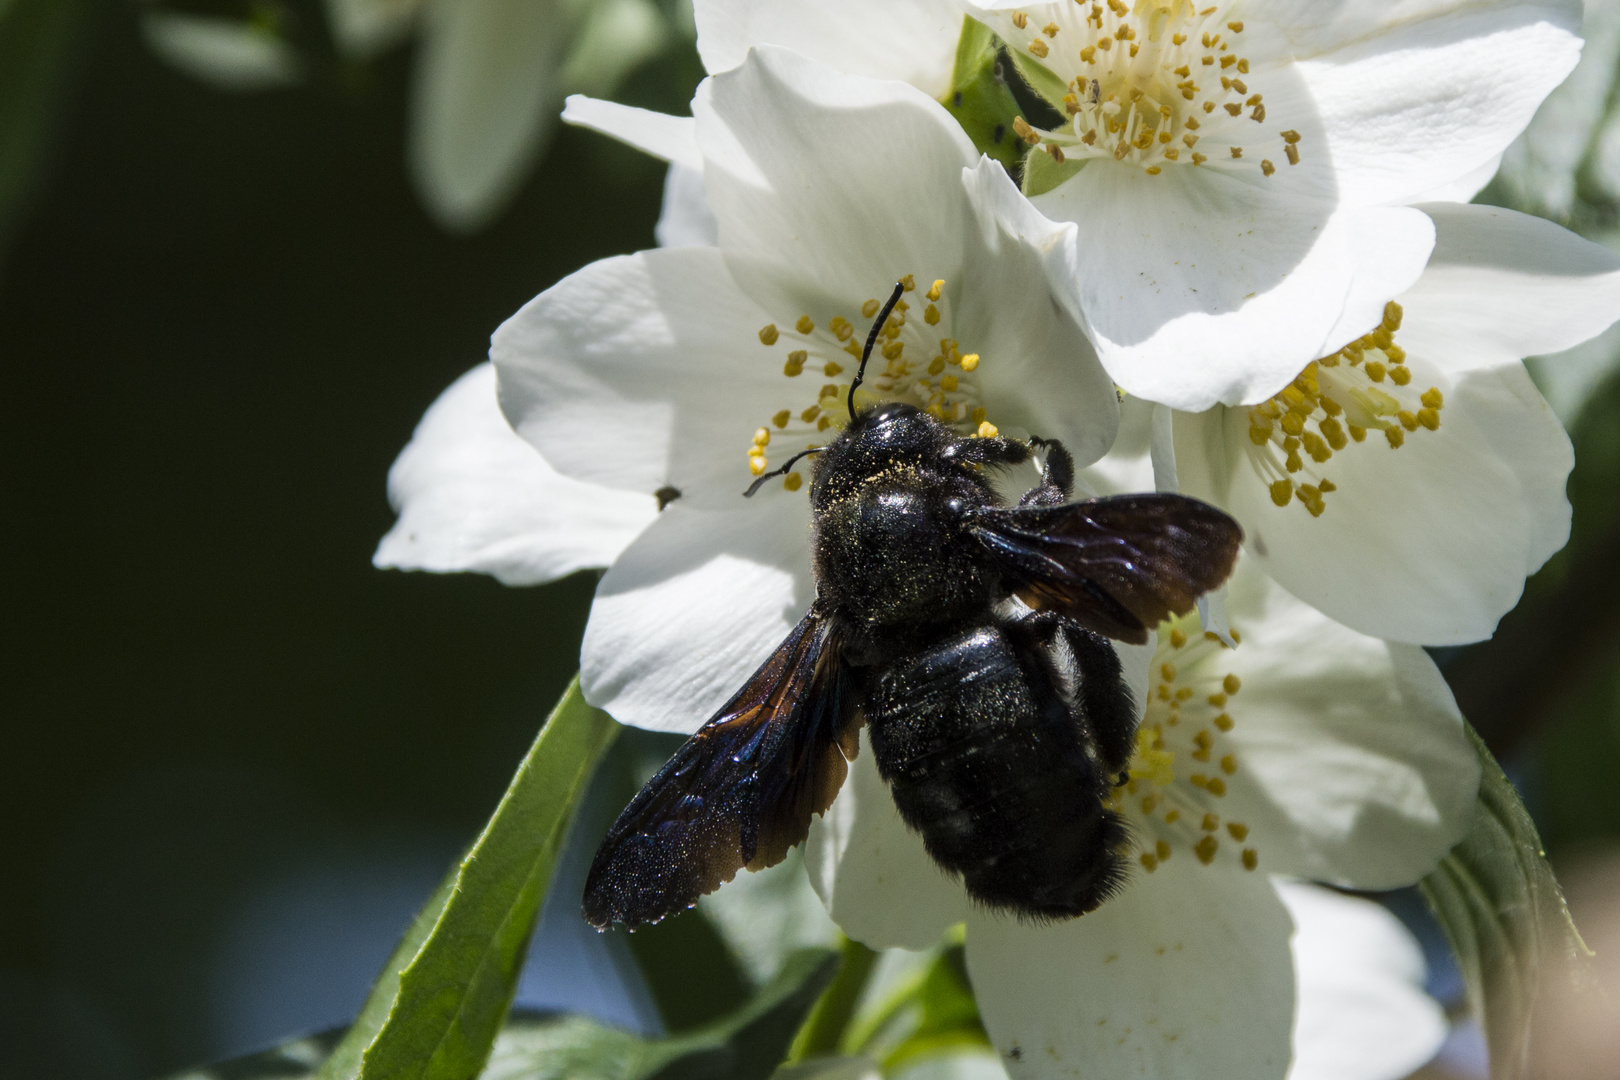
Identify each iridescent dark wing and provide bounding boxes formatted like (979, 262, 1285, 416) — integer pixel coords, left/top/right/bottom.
(583, 606, 861, 929)
(968, 494, 1243, 645)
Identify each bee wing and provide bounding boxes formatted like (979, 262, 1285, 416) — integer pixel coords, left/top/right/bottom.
(969, 494, 1243, 645)
(583, 606, 861, 928)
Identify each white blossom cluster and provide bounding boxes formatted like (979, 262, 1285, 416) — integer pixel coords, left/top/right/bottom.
(374, 2, 1620, 1077)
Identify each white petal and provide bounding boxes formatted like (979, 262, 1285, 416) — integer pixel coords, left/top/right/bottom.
(895, 1053, 1009, 1080)
(1209, 358, 1571, 645)
(1281, 882, 1447, 1080)
(1261, 0, 1580, 57)
(1401, 151, 1502, 204)
(967, 853, 1295, 1080)
(1398, 203, 1620, 371)
(493, 247, 797, 509)
(1299, 6, 1582, 208)
(1033, 162, 1434, 409)
(579, 500, 813, 733)
(806, 734, 971, 951)
(1316, 208, 1436, 358)
(1526, 318, 1620, 426)
(1203, 563, 1480, 888)
(141, 13, 303, 90)
(375, 364, 657, 585)
(655, 163, 719, 248)
(409, 0, 564, 232)
(695, 47, 979, 322)
(958, 160, 1119, 466)
(693, 0, 963, 97)
(560, 95, 701, 171)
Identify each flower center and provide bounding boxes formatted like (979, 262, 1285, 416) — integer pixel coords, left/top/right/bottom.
(745, 274, 996, 491)
(1108, 618, 1260, 873)
(1243, 302, 1445, 517)
(998, 2, 1301, 177)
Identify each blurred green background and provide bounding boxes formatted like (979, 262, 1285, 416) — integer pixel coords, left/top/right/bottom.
(10, 2, 1620, 1079)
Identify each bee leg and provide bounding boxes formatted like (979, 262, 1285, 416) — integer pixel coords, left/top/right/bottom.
(1060, 621, 1138, 774)
(1009, 608, 1138, 773)
(1019, 437, 1075, 507)
(941, 435, 1033, 469)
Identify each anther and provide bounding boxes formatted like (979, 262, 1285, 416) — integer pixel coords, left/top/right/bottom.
(759, 324, 778, 345)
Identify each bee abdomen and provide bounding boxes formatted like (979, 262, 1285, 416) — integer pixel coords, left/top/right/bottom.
(865, 620, 1128, 919)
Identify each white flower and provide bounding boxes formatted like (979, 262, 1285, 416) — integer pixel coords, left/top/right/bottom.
(379, 49, 1476, 1080)
(972, 0, 1581, 409)
(805, 554, 1476, 1078)
(1168, 201, 1620, 644)
(571, 0, 1583, 411)
(495, 47, 1117, 730)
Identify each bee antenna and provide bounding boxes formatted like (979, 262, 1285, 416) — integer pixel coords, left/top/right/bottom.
(848, 280, 906, 419)
(743, 446, 825, 497)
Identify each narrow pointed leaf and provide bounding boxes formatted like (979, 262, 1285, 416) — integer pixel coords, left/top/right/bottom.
(1419, 723, 1591, 1080)
(318, 677, 620, 1080)
(175, 948, 837, 1080)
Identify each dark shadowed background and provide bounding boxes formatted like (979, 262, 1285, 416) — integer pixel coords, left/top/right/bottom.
(7, 4, 1620, 1079)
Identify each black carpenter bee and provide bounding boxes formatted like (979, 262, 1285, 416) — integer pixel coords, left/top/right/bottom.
(584, 283, 1242, 928)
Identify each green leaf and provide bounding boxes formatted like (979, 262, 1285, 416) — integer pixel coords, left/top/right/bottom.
(1418, 723, 1592, 1080)
(487, 948, 838, 1080)
(169, 948, 838, 1080)
(1020, 146, 1082, 198)
(785, 936, 879, 1063)
(837, 932, 987, 1073)
(1003, 45, 1071, 114)
(318, 677, 621, 1080)
(939, 17, 1024, 171)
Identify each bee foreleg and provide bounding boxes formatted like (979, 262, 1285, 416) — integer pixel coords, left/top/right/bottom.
(941, 435, 1033, 469)
(1019, 437, 1075, 507)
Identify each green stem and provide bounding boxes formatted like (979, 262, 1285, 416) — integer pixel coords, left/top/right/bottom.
(786, 935, 880, 1063)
